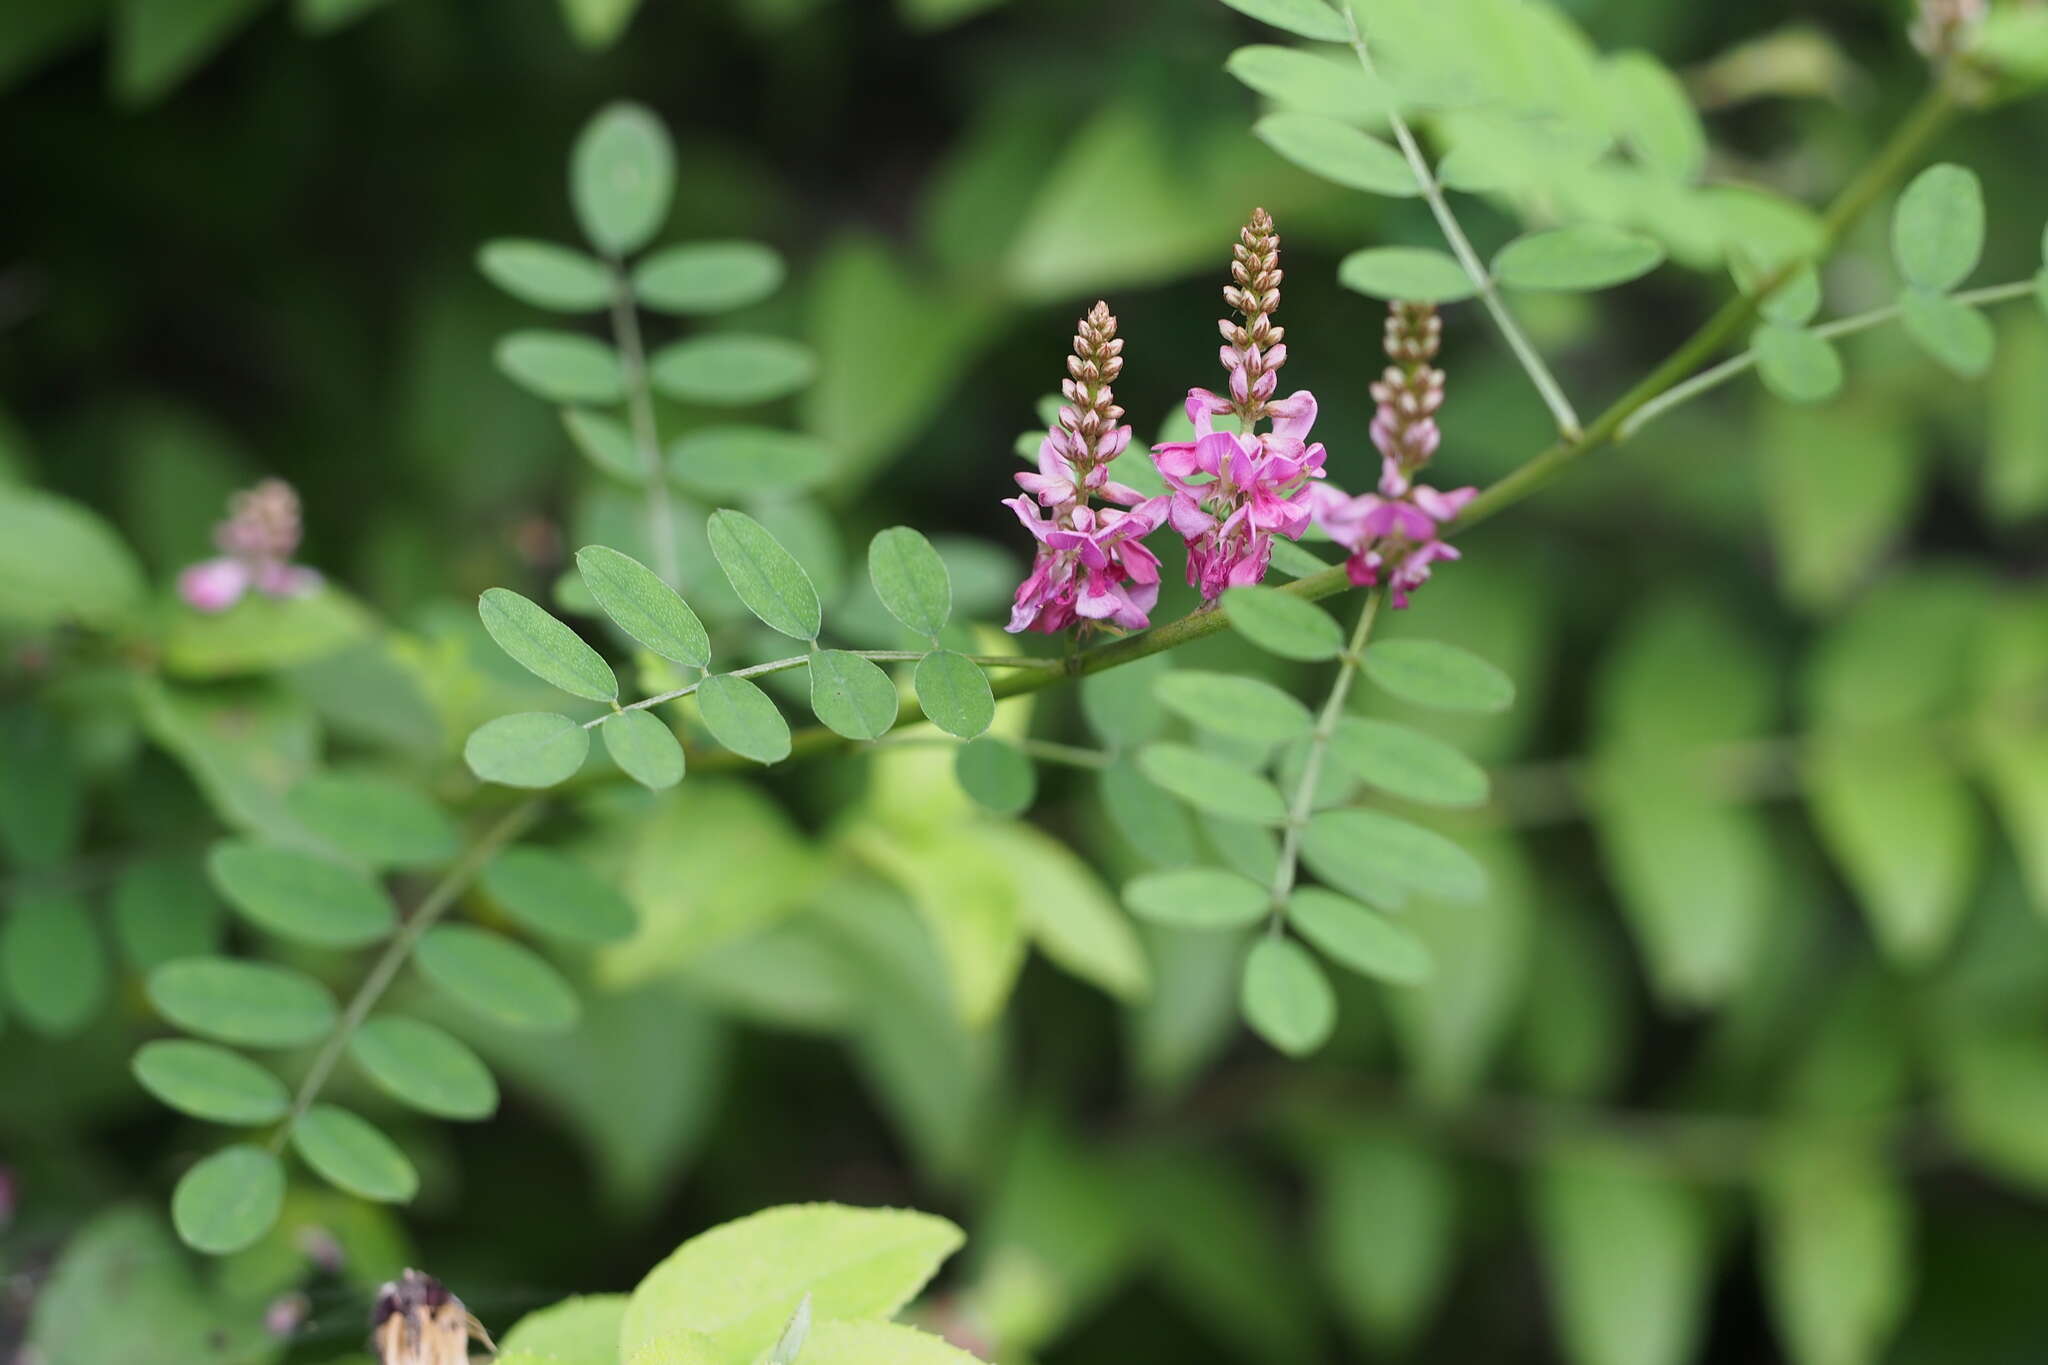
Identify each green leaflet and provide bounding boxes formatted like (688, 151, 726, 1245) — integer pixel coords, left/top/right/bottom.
(147, 957, 336, 1048)
(808, 650, 899, 741)
(706, 509, 822, 640)
(465, 713, 592, 788)
(913, 651, 993, 739)
(415, 925, 581, 1034)
(207, 840, 396, 949)
(649, 335, 818, 406)
(1137, 743, 1289, 825)
(131, 1039, 289, 1125)
(1241, 936, 1335, 1056)
(604, 709, 687, 790)
(868, 526, 953, 637)
(477, 239, 613, 312)
(634, 241, 786, 314)
(572, 101, 674, 256)
(482, 846, 638, 945)
(479, 587, 619, 701)
(349, 1015, 499, 1120)
(292, 1103, 420, 1203)
(577, 545, 711, 667)
(171, 1146, 283, 1254)
(1891, 162, 1984, 293)
(697, 674, 793, 764)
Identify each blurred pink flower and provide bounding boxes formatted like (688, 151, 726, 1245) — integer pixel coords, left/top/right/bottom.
(178, 479, 321, 613)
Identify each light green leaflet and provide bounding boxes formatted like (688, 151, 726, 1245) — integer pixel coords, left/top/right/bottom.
(1302, 809, 1487, 903)
(1241, 936, 1335, 1056)
(480, 587, 619, 700)
(349, 1015, 498, 1120)
(285, 774, 459, 868)
(1339, 247, 1478, 304)
(955, 736, 1035, 814)
(481, 846, 638, 944)
(495, 331, 626, 405)
(131, 1039, 289, 1125)
(1892, 163, 1984, 293)
(147, 957, 337, 1048)
(808, 650, 898, 741)
(1899, 291, 1995, 378)
(913, 650, 993, 739)
(207, 841, 396, 948)
(1363, 639, 1515, 712)
(1493, 226, 1665, 292)
(477, 239, 613, 312)
(1218, 0, 1351, 42)
(465, 713, 591, 788)
(572, 101, 674, 256)
(633, 241, 786, 314)
(604, 710, 686, 790)
(1137, 743, 1289, 825)
(1123, 867, 1269, 929)
(1325, 717, 1490, 808)
(697, 674, 792, 764)
(1752, 325, 1843, 404)
(415, 925, 581, 1034)
(292, 1103, 419, 1203)
(576, 545, 710, 667)
(706, 510, 821, 640)
(1226, 45, 1389, 125)
(172, 1145, 283, 1254)
(1289, 887, 1433, 984)
(868, 526, 952, 637)
(564, 409, 644, 484)
(1254, 114, 1417, 196)
(649, 335, 818, 406)
(0, 894, 106, 1036)
(1221, 586, 1345, 660)
(1153, 671, 1313, 746)
(667, 428, 831, 496)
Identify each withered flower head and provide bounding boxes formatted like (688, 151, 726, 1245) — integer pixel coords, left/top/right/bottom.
(372, 1270, 493, 1365)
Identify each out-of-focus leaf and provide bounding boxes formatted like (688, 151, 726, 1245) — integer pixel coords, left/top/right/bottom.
(502, 1295, 628, 1365)
(1241, 935, 1334, 1055)
(669, 426, 832, 497)
(1289, 887, 1431, 984)
(148, 956, 337, 1048)
(1760, 403, 1921, 611)
(649, 335, 817, 406)
(0, 486, 145, 628)
(1125, 867, 1269, 930)
(1302, 808, 1485, 903)
(955, 736, 1036, 814)
(1898, 289, 1996, 378)
(495, 331, 627, 405)
(416, 925, 580, 1034)
(286, 773, 458, 869)
(1985, 315, 2048, 519)
(465, 712, 591, 788)
(1154, 671, 1313, 746)
(112, 857, 224, 970)
(1219, 0, 1350, 42)
(1604, 51, 1705, 181)
(111, 0, 267, 105)
(564, 408, 645, 484)
(208, 840, 396, 948)
(0, 893, 108, 1037)
(172, 1145, 284, 1254)
(1338, 246, 1478, 303)
(1253, 113, 1416, 195)
(1493, 226, 1665, 291)
(1325, 716, 1489, 807)
(1315, 1125, 1459, 1353)
(1226, 45, 1389, 124)
(0, 706, 82, 866)
(1534, 1142, 1714, 1365)
(634, 241, 785, 314)
(1363, 638, 1515, 712)
(349, 1015, 498, 1120)
(603, 709, 686, 790)
(28, 1206, 273, 1359)
(1759, 1132, 1913, 1365)
(845, 820, 1026, 1028)
(1753, 324, 1844, 403)
(1138, 743, 1288, 824)
(292, 1104, 418, 1203)
(620, 1204, 964, 1361)
(133, 1039, 288, 1124)
(482, 845, 637, 945)
(477, 239, 614, 312)
(977, 821, 1149, 1001)
(559, 0, 641, 48)
(572, 101, 673, 255)
(1891, 163, 1984, 293)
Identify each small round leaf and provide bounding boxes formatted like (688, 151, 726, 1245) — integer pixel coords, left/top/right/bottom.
(572, 102, 674, 257)
(494, 331, 626, 405)
(1362, 638, 1514, 712)
(1752, 324, 1844, 404)
(1892, 163, 1984, 293)
(633, 241, 786, 314)
(955, 737, 1035, 814)
(808, 650, 898, 741)
(208, 841, 397, 948)
(477, 239, 613, 312)
(1899, 290, 1996, 378)
(1338, 247, 1477, 303)
(292, 1104, 419, 1203)
(868, 527, 952, 637)
(349, 1015, 498, 1120)
(132, 1039, 290, 1124)
(1288, 887, 1432, 984)
(147, 957, 337, 1048)
(914, 650, 994, 739)
(706, 510, 821, 640)
(480, 846, 637, 944)
(465, 713, 591, 788)
(172, 1145, 283, 1254)
(415, 925, 580, 1034)
(479, 587, 619, 701)
(697, 674, 792, 764)
(1123, 868, 1270, 929)
(603, 709, 686, 790)
(1222, 586, 1345, 660)
(1241, 937, 1335, 1056)
(649, 335, 817, 406)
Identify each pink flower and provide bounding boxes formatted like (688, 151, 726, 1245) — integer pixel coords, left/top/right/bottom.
(1006, 495, 1168, 632)
(177, 479, 321, 612)
(1310, 483, 1476, 608)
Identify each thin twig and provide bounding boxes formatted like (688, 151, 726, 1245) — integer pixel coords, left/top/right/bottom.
(270, 800, 543, 1150)
(1344, 10, 1582, 438)
(1268, 591, 1382, 921)
(607, 266, 680, 586)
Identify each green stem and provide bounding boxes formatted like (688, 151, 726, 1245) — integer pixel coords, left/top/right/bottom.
(1344, 11, 1582, 438)
(607, 266, 680, 586)
(1268, 591, 1382, 920)
(270, 799, 542, 1151)
(1448, 83, 1958, 534)
(1618, 278, 2036, 439)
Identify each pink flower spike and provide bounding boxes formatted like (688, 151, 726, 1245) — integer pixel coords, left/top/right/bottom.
(179, 557, 251, 613)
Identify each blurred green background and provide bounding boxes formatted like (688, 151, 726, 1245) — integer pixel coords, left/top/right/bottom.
(6, 0, 2048, 1362)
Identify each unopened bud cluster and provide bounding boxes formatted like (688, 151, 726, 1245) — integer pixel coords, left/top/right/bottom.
(177, 478, 323, 613)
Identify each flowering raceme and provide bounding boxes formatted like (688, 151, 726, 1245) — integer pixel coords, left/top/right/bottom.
(1151, 207, 1328, 600)
(177, 478, 322, 612)
(1004, 302, 1169, 633)
(1309, 301, 1477, 608)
